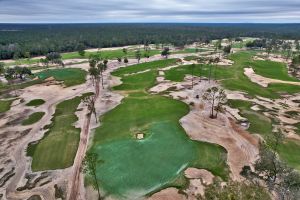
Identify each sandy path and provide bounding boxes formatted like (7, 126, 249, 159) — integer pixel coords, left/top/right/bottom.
(244, 68, 300, 87)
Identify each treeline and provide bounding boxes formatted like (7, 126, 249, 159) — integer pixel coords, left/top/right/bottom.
(1, 23, 300, 60)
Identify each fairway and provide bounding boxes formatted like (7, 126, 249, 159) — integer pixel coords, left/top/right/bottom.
(165, 52, 300, 99)
(90, 60, 228, 198)
(36, 68, 87, 87)
(27, 93, 91, 171)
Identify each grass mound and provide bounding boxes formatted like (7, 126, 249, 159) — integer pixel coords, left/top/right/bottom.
(36, 68, 87, 87)
(26, 99, 45, 107)
(22, 112, 45, 125)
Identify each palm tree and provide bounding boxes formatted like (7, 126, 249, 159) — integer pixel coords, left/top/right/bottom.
(191, 64, 195, 88)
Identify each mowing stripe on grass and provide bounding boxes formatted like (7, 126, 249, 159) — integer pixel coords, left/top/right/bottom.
(27, 93, 92, 171)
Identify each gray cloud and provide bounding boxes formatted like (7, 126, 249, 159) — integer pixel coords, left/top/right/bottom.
(0, 0, 299, 22)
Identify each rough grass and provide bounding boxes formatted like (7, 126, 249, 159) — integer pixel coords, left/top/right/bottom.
(35, 68, 87, 87)
(0, 99, 14, 113)
(227, 99, 273, 136)
(278, 140, 300, 171)
(26, 99, 45, 107)
(22, 112, 45, 125)
(227, 99, 300, 170)
(89, 60, 228, 198)
(0, 79, 44, 95)
(27, 93, 92, 171)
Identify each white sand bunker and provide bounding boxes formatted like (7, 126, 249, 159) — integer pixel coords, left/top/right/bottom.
(244, 68, 300, 87)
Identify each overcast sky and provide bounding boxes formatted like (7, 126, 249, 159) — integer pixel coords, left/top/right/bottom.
(0, 0, 300, 23)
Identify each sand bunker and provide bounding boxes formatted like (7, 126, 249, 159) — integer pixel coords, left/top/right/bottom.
(244, 68, 300, 87)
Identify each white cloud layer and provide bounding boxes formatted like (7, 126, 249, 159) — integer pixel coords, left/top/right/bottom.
(0, 0, 299, 23)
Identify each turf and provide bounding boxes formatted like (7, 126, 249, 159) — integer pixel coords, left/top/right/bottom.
(0, 99, 14, 113)
(165, 51, 300, 99)
(62, 49, 160, 60)
(27, 93, 91, 171)
(89, 60, 228, 198)
(227, 99, 300, 170)
(227, 99, 273, 136)
(250, 60, 300, 82)
(26, 99, 45, 107)
(278, 140, 300, 171)
(22, 112, 45, 125)
(35, 68, 87, 87)
(112, 59, 177, 76)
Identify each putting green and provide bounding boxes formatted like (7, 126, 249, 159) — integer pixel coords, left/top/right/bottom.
(90, 60, 228, 198)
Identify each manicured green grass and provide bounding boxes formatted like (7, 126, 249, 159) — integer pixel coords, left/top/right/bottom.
(250, 60, 299, 82)
(165, 51, 300, 99)
(35, 68, 87, 87)
(27, 93, 92, 171)
(62, 49, 160, 60)
(165, 64, 233, 82)
(89, 60, 228, 198)
(22, 112, 45, 125)
(0, 99, 14, 113)
(26, 99, 45, 107)
(112, 59, 177, 76)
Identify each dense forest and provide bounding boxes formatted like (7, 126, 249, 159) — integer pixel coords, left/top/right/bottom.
(1, 23, 300, 60)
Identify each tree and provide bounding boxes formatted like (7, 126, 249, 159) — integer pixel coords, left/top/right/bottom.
(78, 43, 86, 57)
(97, 62, 108, 89)
(0, 62, 5, 75)
(202, 87, 226, 118)
(82, 152, 102, 200)
(40, 58, 49, 68)
(79, 49, 86, 57)
(197, 57, 206, 82)
(82, 95, 97, 123)
(117, 57, 122, 63)
(295, 40, 300, 53)
(242, 132, 300, 200)
(46, 52, 64, 67)
(4, 67, 17, 96)
(215, 40, 222, 57)
(191, 64, 195, 88)
(161, 47, 170, 59)
(201, 179, 271, 200)
(122, 48, 127, 55)
(223, 45, 232, 55)
(124, 57, 129, 65)
(135, 49, 141, 63)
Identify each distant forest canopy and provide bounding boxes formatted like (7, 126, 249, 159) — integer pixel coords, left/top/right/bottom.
(1, 23, 300, 60)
